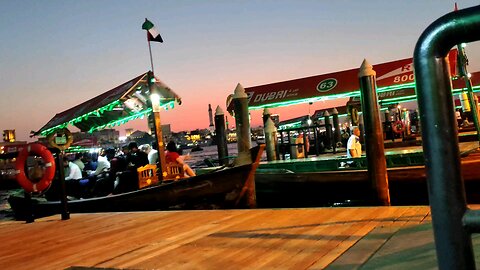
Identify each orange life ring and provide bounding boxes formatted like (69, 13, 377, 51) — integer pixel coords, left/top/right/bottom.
(15, 143, 56, 193)
(392, 120, 405, 134)
(47, 128, 73, 150)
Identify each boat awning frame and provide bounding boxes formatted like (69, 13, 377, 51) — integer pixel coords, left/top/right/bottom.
(33, 72, 181, 137)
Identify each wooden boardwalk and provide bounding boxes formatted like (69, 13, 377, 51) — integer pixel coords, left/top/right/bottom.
(2, 206, 480, 269)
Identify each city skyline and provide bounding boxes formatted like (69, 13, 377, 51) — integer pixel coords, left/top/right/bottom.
(2, 1, 480, 141)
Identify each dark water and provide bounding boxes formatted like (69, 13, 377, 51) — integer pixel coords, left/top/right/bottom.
(185, 143, 239, 169)
(0, 189, 21, 221)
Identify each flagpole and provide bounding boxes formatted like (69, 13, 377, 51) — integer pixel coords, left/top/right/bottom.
(144, 19, 167, 180)
(147, 33, 155, 75)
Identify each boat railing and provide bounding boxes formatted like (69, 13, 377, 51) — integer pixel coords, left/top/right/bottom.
(414, 5, 480, 269)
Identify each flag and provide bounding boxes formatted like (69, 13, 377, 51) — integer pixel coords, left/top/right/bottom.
(142, 18, 163, 43)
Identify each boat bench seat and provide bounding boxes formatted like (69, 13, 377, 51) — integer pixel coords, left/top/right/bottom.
(164, 162, 184, 181)
(137, 164, 159, 189)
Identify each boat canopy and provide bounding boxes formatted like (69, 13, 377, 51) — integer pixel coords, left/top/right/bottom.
(33, 72, 181, 137)
(227, 50, 476, 113)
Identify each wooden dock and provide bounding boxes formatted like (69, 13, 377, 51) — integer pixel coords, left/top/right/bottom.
(1, 206, 480, 269)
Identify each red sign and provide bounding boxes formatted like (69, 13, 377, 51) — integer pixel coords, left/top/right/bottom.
(229, 50, 459, 111)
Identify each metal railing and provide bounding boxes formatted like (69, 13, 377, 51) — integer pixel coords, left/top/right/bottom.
(414, 5, 480, 269)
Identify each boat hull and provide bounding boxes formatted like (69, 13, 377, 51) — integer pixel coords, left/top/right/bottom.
(9, 164, 252, 220)
(255, 155, 480, 207)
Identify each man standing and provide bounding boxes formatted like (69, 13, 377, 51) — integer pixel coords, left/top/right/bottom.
(347, 127, 362, 158)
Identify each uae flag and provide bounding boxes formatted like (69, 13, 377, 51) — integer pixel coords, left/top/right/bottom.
(142, 18, 163, 43)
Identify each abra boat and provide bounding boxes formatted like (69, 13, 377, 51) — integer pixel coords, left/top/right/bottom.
(9, 146, 263, 220)
(254, 142, 480, 207)
(9, 164, 251, 220)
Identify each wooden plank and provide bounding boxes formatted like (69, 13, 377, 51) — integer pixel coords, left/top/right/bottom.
(96, 209, 267, 269)
(326, 226, 400, 270)
(2, 205, 480, 269)
(213, 208, 360, 269)
(309, 207, 422, 269)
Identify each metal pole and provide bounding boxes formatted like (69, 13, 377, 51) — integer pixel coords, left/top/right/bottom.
(324, 110, 332, 150)
(332, 108, 340, 148)
(214, 106, 229, 166)
(458, 45, 480, 144)
(57, 151, 70, 220)
(146, 32, 155, 75)
(358, 59, 390, 206)
(414, 5, 480, 269)
(232, 83, 252, 165)
(24, 191, 34, 223)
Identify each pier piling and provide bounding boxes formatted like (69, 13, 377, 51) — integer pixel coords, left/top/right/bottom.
(214, 106, 229, 166)
(232, 83, 252, 165)
(358, 59, 390, 206)
(264, 117, 278, 161)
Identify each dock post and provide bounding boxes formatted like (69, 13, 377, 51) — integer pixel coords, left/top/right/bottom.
(332, 108, 340, 149)
(214, 106, 229, 166)
(57, 151, 70, 220)
(24, 191, 34, 223)
(324, 110, 332, 150)
(358, 59, 390, 206)
(263, 108, 271, 125)
(264, 118, 278, 161)
(232, 83, 252, 165)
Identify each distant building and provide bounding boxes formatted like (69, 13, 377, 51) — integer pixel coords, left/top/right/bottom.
(128, 130, 154, 146)
(2, 130, 16, 143)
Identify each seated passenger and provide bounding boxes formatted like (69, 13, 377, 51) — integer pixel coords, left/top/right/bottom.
(63, 156, 84, 198)
(165, 141, 195, 177)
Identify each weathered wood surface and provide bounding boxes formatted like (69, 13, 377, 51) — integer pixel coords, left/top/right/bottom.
(0, 206, 479, 269)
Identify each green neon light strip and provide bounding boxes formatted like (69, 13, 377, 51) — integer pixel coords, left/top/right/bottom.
(87, 100, 174, 133)
(41, 100, 176, 136)
(40, 100, 122, 136)
(88, 108, 153, 133)
(249, 82, 480, 111)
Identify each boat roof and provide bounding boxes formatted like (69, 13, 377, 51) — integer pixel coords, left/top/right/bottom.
(34, 72, 181, 136)
(227, 50, 465, 112)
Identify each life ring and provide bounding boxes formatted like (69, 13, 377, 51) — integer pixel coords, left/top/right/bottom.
(392, 120, 405, 134)
(15, 143, 56, 193)
(47, 128, 73, 150)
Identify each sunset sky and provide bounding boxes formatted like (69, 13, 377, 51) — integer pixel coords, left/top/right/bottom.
(2, 0, 480, 142)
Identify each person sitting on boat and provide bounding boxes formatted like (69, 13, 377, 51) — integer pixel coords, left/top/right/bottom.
(93, 148, 126, 197)
(347, 126, 362, 159)
(92, 149, 110, 177)
(112, 142, 149, 194)
(140, 143, 158, 165)
(72, 153, 85, 172)
(165, 141, 196, 177)
(63, 156, 84, 198)
(126, 142, 149, 169)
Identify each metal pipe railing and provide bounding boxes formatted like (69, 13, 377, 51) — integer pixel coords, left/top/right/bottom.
(414, 5, 480, 269)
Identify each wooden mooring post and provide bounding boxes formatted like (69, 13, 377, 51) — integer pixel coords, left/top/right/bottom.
(358, 59, 390, 206)
(214, 106, 229, 166)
